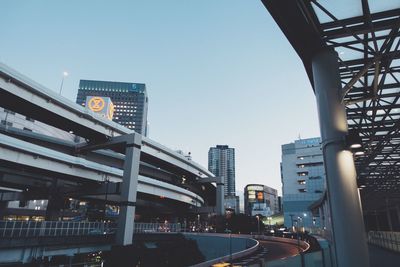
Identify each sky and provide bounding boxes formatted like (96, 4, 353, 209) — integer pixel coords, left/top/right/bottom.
(0, 1, 321, 196)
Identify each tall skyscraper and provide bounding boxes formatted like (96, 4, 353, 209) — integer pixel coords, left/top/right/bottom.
(281, 137, 326, 228)
(76, 80, 148, 136)
(208, 145, 235, 196)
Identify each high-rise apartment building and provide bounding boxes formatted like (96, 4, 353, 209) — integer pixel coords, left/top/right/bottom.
(76, 80, 148, 136)
(208, 145, 235, 196)
(281, 137, 325, 228)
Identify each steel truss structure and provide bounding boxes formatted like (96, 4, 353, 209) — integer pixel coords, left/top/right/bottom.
(262, 0, 400, 211)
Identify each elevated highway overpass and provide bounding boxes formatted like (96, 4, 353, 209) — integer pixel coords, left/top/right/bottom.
(0, 62, 224, 247)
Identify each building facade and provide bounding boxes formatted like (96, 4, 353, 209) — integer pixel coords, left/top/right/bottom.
(244, 184, 279, 217)
(281, 137, 325, 228)
(208, 145, 235, 196)
(76, 80, 148, 136)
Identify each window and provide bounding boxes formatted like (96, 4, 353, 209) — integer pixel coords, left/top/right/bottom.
(298, 188, 307, 193)
(23, 127, 32, 132)
(298, 180, 306, 185)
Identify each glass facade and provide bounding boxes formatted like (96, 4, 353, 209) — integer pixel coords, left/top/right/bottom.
(208, 145, 235, 196)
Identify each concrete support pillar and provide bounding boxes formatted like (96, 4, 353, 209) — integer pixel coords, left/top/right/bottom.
(45, 179, 63, 221)
(116, 133, 142, 246)
(312, 49, 369, 267)
(216, 176, 225, 215)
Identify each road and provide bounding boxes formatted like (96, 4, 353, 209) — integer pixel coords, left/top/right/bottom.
(259, 240, 300, 261)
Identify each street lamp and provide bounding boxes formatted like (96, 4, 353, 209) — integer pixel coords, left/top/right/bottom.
(59, 71, 69, 95)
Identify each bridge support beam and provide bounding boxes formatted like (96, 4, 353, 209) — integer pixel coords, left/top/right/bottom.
(198, 176, 224, 215)
(116, 133, 142, 246)
(312, 49, 369, 267)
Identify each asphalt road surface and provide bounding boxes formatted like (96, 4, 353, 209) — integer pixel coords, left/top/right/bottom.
(259, 240, 301, 261)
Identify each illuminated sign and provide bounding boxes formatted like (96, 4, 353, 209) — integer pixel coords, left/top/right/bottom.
(247, 185, 264, 191)
(88, 97, 105, 112)
(85, 96, 114, 121)
(297, 138, 320, 145)
(107, 102, 115, 120)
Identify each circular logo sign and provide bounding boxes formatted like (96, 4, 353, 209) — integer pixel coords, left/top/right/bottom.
(107, 102, 115, 120)
(88, 97, 105, 112)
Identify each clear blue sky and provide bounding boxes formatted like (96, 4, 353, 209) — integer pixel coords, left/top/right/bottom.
(0, 0, 320, 196)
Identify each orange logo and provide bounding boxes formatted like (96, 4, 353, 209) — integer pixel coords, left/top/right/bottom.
(88, 97, 105, 112)
(107, 102, 115, 120)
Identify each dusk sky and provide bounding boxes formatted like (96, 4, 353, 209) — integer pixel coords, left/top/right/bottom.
(0, 1, 321, 196)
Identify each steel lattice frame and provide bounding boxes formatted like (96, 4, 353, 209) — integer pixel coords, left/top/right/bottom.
(262, 0, 400, 211)
(313, 1, 400, 211)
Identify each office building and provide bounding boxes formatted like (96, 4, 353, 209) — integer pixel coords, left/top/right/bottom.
(208, 145, 235, 196)
(244, 184, 279, 217)
(76, 80, 148, 136)
(281, 137, 325, 228)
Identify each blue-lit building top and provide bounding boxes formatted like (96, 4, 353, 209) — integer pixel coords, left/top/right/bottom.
(281, 137, 325, 228)
(76, 80, 148, 136)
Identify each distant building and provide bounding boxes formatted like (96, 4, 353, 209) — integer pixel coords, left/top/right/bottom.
(224, 195, 240, 214)
(281, 137, 325, 228)
(244, 184, 279, 217)
(208, 145, 235, 196)
(76, 80, 148, 136)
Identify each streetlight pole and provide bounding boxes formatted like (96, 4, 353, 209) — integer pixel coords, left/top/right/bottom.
(59, 71, 69, 95)
(256, 215, 260, 235)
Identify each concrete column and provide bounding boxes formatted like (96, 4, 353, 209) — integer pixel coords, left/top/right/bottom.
(45, 179, 63, 221)
(216, 176, 225, 215)
(312, 49, 369, 267)
(116, 133, 142, 246)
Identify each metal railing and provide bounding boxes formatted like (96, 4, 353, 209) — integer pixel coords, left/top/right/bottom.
(368, 231, 400, 252)
(134, 222, 181, 233)
(0, 220, 116, 238)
